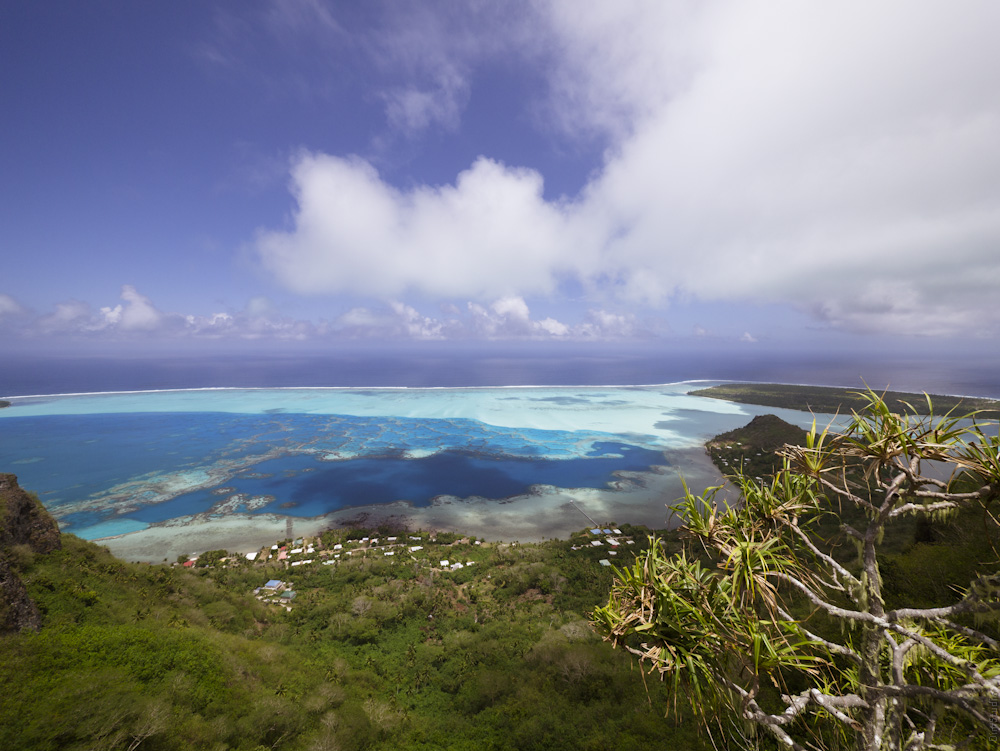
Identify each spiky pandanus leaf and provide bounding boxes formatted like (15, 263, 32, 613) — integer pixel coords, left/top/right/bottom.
(595, 390, 1000, 750)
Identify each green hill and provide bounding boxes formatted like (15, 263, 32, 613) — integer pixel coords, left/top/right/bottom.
(0, 473, 707, 750)
(705, 413, 808, 479)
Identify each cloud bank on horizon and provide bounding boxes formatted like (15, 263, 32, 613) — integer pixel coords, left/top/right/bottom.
(2, 1, 999, 347)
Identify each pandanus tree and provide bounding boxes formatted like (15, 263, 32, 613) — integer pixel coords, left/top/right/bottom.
(593, 392, 1000, 750)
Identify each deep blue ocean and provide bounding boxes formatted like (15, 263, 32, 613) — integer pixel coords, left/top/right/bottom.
(3, 343, 1000, 397)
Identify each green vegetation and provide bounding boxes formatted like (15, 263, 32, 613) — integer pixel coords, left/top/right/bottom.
(0, 400, 10, 409)
(705, 413, 808, 480)
(1, 523, 710, 749)
(691, 382, 1000, 418)
(595, 391, 1000, 750)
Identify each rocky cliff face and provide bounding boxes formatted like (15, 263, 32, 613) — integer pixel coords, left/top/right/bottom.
(1, 473, 61, 554)
(0, 559, 41, 632)
(0, 473, 61, 633)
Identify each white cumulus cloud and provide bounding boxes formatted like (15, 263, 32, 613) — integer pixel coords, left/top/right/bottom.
(253, 1, 1000, 338)
(117, 285, 164, 331)
(257, 153, 589, 300)
(7, 285, 658, 344)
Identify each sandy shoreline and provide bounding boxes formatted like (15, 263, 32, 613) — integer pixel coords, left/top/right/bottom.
(98, 447, 726, 563)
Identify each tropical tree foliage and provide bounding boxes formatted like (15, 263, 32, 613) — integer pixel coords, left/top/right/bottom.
(594, 391, 1000, 750)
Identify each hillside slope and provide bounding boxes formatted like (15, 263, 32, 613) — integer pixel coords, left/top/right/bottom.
(1, 505, 708, 750)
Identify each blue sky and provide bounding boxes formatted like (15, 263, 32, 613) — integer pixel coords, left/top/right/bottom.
(2, 1, 999, 353)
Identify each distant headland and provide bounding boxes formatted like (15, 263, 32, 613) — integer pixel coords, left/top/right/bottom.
(691, 382, 1000, 419)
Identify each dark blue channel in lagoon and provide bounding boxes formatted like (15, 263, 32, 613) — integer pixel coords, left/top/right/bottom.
(125, 443, 668, 523)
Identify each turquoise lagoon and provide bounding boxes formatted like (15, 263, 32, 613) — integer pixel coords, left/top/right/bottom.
(0, 383, 829, 542)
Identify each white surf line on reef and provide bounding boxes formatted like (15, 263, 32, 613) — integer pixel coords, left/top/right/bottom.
(1, 380, 726, 401)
